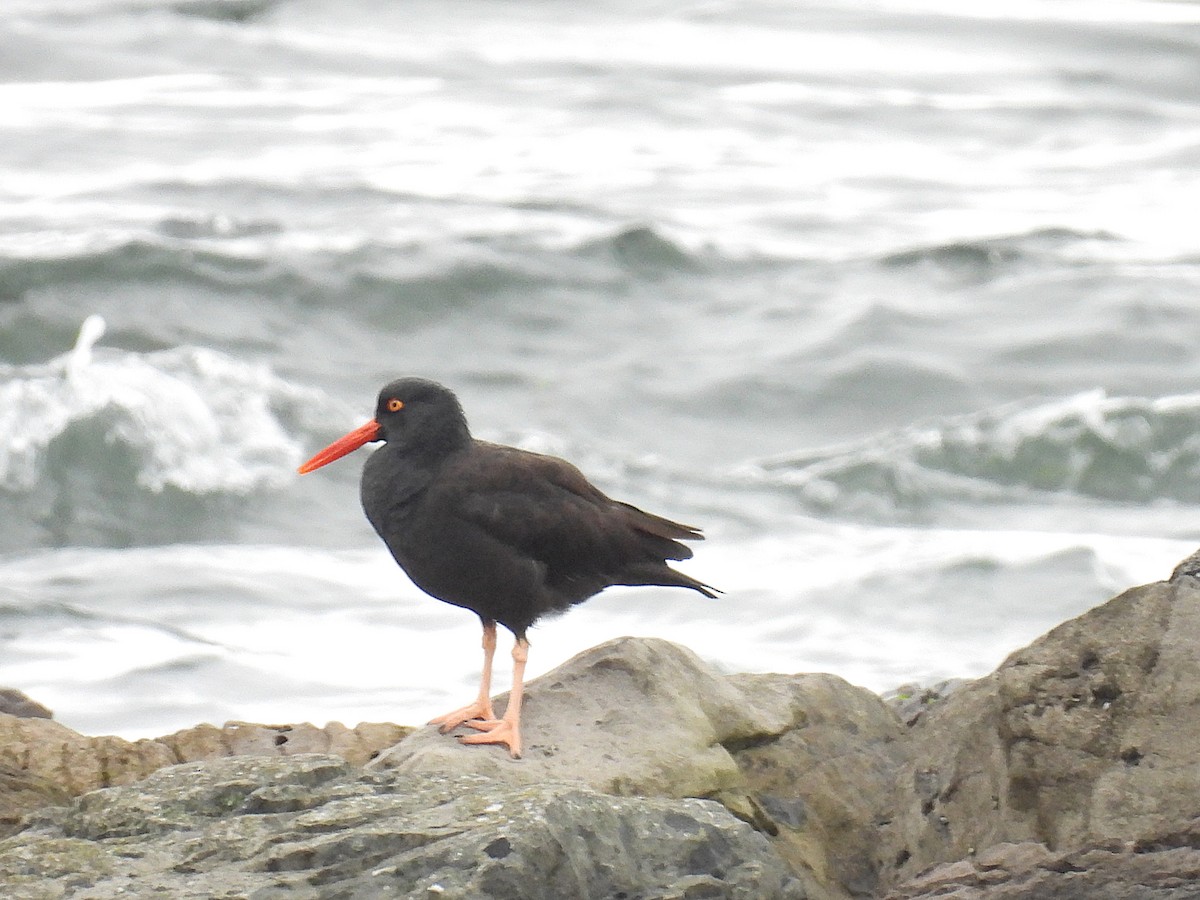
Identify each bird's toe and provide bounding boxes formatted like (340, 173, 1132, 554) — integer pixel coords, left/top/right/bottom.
(458, 721, 521, 758)
(429, 699, 497, 733)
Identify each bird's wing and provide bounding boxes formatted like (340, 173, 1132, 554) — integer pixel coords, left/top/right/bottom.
(441, 443, 716, 599)
(442, 444, 621, 566)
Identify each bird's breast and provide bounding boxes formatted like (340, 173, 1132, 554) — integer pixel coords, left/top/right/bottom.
(359, 447, 436, 541)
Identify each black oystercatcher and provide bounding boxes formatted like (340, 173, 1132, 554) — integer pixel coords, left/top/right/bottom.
(298, 378, 717, 758)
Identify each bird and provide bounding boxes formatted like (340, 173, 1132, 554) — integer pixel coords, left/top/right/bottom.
(297, 377, 717, 758)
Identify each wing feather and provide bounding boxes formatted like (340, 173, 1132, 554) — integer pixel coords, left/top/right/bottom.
(439, 444, 701, 573)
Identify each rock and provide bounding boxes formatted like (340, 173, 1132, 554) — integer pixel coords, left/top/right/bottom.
(0, 714, 176, 798)
(374, 636, 907, 898)
(879, 576, 1200, 891)
(9, 567, 1200, 897)
(0, 713, 411, 840)
(0, 688, 52, 720)
(0, 766, 70, 840)
(881, 680, 969, 727)
(373, 637, 772, 796)
(1169, 547, 1200, 581)
(728, 673, 907, 898)
(0, 714, 410, 800)
(0, 754, 806, 899)
(158, 719, 412, 768)
(888, 826, 1200, 899)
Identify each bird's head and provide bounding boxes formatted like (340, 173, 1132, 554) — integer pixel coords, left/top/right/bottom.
(298, 377, 471, 474)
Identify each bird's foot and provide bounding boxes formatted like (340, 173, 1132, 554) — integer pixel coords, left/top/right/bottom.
(462, 718, 503, 732)
(458, 718, 522, 758)
(428, 698, 496, 734)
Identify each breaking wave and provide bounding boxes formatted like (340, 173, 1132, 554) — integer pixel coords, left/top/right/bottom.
(0, 316, 335, 550)
(741, 390, 1200, 515)
(0, 315, 309, 494)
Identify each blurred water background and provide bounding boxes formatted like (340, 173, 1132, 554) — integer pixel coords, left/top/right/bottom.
(2, 0, 1199, 738)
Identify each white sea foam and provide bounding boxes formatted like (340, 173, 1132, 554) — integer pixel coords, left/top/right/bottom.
(0, 317, 307, 494)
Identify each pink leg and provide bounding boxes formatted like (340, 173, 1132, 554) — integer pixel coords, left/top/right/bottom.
(428, 620, 498, 732)
(460, 636, 528, 758)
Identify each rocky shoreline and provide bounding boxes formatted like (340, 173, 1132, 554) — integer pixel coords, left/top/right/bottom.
(4, 559, 1200, 898)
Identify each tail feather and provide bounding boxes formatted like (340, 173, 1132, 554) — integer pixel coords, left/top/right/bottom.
(618, 502, 705, 543)
(619, 563, 721, 599)
(612, 502, 717, 596)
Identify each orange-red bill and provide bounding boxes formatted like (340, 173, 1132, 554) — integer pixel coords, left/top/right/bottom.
(297, 420, 382, 474)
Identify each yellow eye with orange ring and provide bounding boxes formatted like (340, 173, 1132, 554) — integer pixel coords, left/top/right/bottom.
(387, 398, 404, 412)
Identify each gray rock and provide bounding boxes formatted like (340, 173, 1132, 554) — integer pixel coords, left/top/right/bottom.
(1169, 546, 1200, 581)
(374, 636, 907, 898)
(879, 577, 1200, 892)
(372, 636, 776, 798)
(728, 673, 907, 898)
(881, 680, 969, 727)
(0, 754, 806, 899)
(888, 825, 1200, 899)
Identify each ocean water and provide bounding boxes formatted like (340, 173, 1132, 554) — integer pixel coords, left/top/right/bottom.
(2, 0, 1199, 739)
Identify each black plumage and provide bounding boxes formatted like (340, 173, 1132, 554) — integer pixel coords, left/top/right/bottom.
(299, 377, 716, 756)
